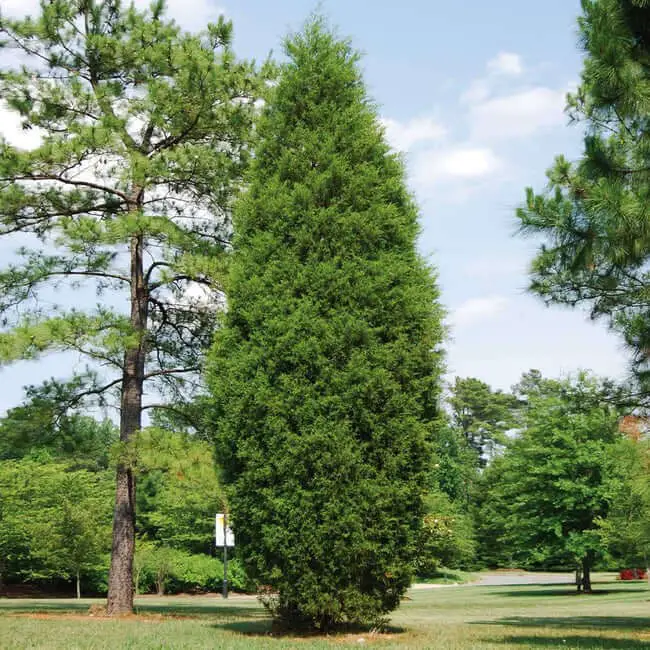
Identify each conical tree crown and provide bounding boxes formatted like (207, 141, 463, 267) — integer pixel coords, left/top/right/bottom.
(209, 20, 444, 630)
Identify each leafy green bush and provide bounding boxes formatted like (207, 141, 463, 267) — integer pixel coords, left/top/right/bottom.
(415, 492, 476, 577)
(133, 543, 250, 594)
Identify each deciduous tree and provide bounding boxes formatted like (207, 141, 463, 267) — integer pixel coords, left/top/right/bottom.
(476, 373, 621, 591)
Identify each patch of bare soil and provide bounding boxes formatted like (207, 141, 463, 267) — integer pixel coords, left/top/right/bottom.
(8, 611, 194, 623)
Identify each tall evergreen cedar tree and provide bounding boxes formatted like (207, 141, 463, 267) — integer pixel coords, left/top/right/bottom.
(0, 0, 264, 614)
(517, 0, 650, 384)
(208, 23, 444, 630)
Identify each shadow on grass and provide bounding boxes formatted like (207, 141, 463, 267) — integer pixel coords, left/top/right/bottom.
(476, 616, 650, 630)
(493, 588, 648, 598)
(486, 635, 650, 648)
(0, 599, 267, 621)
(0, 601, 90, 613)
(135, 603, 264, 618)
(212, 620, 406, 639)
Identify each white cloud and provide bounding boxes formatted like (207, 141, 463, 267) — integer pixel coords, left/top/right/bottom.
(469, 86, 567, 140)
(487, 52, 524, 77)
(412, 146, 502, 187)
(381, 116, 446, 152)
(451, 295, 509, 327)
(461, 52, 524, 105)
(0, 0, 40, 18)
(142, 0, 226, 31)
(0, 105, 43, 150)
(461, 79, 491, 106)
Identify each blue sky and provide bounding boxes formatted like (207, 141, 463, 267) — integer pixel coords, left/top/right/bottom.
(0, 0, 629, 414)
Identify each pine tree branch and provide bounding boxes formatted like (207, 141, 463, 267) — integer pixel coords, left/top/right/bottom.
(140, 402, 202, 429)
(65, 376, 124, 409)
(143, 366, 200, 381)
(150, 275, 213, 291)
(0, 30, 92, 81)
(47, 270, 130, 284)
(144, 261, 174, 284)
(0, 174, 129, 201)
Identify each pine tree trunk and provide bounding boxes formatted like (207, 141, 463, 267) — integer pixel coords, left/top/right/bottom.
(107, 230, 148, 616)
(581, 557, 592, 593)
(76, 570, 81, 600)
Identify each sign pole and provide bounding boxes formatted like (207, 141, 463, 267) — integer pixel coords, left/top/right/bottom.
(222, 513, 228, 599)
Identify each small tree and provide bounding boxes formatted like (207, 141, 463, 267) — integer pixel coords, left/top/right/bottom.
(44, 473, 113, 599)
(209, 20, 445, 630)
(0, 0, 264, 614)
(135, 428, 225, 555)
(477, 373, 621, 591)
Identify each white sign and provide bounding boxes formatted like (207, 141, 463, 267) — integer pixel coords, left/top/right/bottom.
(215, 513, 235, 547)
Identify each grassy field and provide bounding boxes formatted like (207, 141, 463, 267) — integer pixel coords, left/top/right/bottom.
(1, 577, 650, 649)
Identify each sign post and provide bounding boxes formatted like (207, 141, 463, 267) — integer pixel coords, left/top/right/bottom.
(215, 513, 235, 599)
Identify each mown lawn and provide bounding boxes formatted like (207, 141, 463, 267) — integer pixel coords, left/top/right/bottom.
(1, 577, 650, 649)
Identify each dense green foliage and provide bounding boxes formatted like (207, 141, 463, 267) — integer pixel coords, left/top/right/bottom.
(135, 428, 225, 555)
(0, 404, 231, 596)
(597, 437, 650, 567)
(133, 542, 249, 595)
(0, 395, 117, 467)
(476, 374, 623, 590)
(415, 492, 476, 577)
(0, 458, 113, 595)
(516, 0, 650, 382)
(208, 21, 445, 630)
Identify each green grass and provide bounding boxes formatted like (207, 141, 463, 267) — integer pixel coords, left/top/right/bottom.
(1, 578, 650, 648)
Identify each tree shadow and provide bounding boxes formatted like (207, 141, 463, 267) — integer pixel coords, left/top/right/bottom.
(485, 635, 650, 648)
(493, 588, 648, 598)
(212, 620, 274, 635)
(212, 620, 406, 639)
(475, 616, 650, 631)
(0, 601, 91, 613)
(0, 599, 266, 620)
(135, 602, 264, 618)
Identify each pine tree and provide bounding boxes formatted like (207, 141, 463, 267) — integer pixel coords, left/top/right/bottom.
(208, 21, 445, 630)
(517, 0, 650, 383)
(0, 0, 264, 614)
(449, 377, 516, 467)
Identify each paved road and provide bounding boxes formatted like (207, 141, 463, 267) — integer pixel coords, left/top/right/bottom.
(471, 571, 576, 586)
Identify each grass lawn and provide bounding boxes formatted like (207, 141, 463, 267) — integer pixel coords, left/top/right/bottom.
(1, 576, 650, 649)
